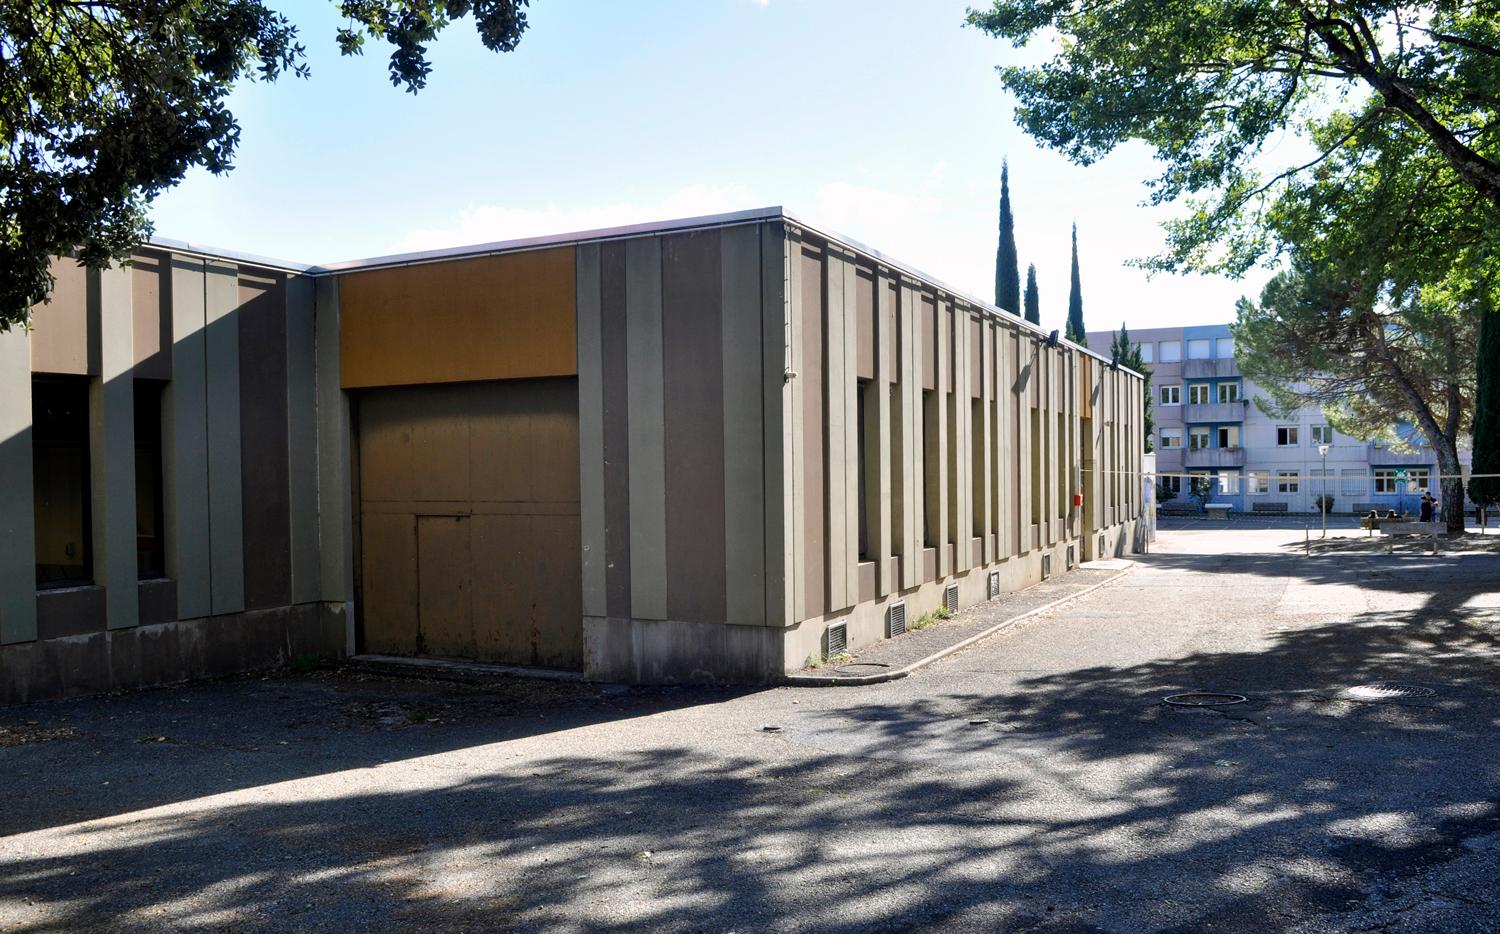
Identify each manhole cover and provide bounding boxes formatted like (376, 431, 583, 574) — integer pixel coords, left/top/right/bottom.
(833, 662, 892, 675)
(1163, 692, 1248, 707)
(1338, 683, 1437, 702)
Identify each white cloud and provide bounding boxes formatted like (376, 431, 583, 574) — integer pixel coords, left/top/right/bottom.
(393, 183, 759, 253)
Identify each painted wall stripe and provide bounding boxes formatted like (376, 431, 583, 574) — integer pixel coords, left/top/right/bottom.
(624, 236, 667, 621)
(0, 326, 37, 644)
(575, 242, 607, 620)
(93, 265, 138, 630)
(722, 224, 766, 626)
(165, 257, 212, 619)
(286, 275, 321, 605)
(204, 262, 245, 615)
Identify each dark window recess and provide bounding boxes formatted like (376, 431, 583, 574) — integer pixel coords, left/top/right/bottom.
(136, 380, 167, 579)
(33, 377, 92, 587)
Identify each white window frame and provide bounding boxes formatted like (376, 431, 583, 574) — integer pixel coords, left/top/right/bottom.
(1277, 470, 1300, 494)
(1374, 469, 1397, 494)
(1187, 338, 1212, 360)
(1216, 425, 1240, 449)
(1247, 471, 1269, 494)
(1160, 385, 1181, 406)
(1159, 341, 1182, 362)
(1188, 427, 1211, 451)
(1188, 383, 1212, 405)
(1215, 337, 1235, 359)
(1217, 382, 1241, 404)
(1159, 474, 1182, 495)
(1159, 429, 1183, 449)
(1311, 424, 1333, 445)
(1219, 472, 1241, 494)
(1277, 426, 1299, 447)
(1407, 468, 1430, 492)
(1341, 469, 1365, 496)
(1139, 343, 1154, 364)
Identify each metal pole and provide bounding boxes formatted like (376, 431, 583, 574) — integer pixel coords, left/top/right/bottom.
(1320, 447, 1328, 539)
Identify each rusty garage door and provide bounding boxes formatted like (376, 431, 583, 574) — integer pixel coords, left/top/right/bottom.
(356, 377, 583, 669)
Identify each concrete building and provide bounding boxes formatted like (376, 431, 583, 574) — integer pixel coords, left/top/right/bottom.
(2, 209, 1146, 703)
(1086, 322, 1470, 514)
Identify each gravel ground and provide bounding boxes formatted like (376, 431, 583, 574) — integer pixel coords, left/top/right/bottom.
(2, 526, 1499, 932)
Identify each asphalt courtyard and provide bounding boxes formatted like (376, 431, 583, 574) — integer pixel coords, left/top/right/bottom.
(3, 524, 1499, 932)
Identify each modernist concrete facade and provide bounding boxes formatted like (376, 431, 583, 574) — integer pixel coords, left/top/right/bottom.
(1086, 323, 1473, 514)
(2, 209, 1145, 703)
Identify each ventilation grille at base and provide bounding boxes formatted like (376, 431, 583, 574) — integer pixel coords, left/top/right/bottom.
(1041, 554, 1053, 580)
(1099, 534, 1106, 557)
(887, 601, 907, 638)
(944, 583, 959, 613)
(826, 621, 848, 657)
(1067, 544, 1076, 570)
(987, 570, 1001, 600)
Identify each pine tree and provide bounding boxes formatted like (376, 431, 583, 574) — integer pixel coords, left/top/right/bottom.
(1065, 223, 1086, 342)
(1023, 264, 1040, 325)
(1472, 307, 1500, 516)
(995, 160, 1021, 315)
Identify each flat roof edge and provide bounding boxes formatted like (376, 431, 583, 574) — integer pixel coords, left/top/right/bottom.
(146, 236, 312, 273)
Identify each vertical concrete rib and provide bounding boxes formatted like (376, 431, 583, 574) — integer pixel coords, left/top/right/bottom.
(92, 265, 138, 630)
(840, 258, 859, 609)
(900, 282, 920, 590)
(981, 318, 994, 565)
(204, 262, 244, 614)
(761, 223, 789, 629)
(165, 257, 212, 619)
(575, 242, 607, 621)
(314, 276, 353, 622)
(285, 275, 321, 605)
(0, 326, 37, 644)
(722, 225, 766, 626)
(955, 309, 972, 571)
(874, 271, 893, 596)
(935, 302, 950, 577)
(786, 235, 806, 621)
(823, 250, 847, 611)
(625, 236, 667, 621)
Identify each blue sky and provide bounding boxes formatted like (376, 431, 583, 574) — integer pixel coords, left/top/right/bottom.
(148, 0, 1271, 333)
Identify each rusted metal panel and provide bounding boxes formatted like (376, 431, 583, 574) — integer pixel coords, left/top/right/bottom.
(356, 378, 582, 668)
(31, 258, 94, 376)
(338, 246, 577, 389)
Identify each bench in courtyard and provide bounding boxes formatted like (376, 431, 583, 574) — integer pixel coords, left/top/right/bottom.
(1251, 502, 1289, 514)
(1204, 503, 1233, 520)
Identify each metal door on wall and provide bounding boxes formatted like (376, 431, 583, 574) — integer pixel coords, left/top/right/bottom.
(356, 377, 583, 669)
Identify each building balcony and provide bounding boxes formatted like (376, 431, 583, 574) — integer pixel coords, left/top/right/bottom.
(1183, 400, 1247, 424)
(1182, 358, 1239, 380)
(1367, 446, 1435, 467)
(1184, 446, 1247, 468)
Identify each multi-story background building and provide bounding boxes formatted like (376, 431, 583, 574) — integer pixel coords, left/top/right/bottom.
(1087, 323, 1472, 515)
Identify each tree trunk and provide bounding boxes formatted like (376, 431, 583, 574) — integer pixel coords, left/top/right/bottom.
(1435, 440, 1466, 536)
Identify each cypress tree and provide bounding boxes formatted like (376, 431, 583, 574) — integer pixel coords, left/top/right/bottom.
(995, 160, 1021, 314)
(1023, 264, 1040, 324)
(1472, 307, 1500, 516)
(1065, 222, 1086, 342)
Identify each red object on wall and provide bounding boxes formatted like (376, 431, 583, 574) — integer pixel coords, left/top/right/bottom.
(1072, 492, 1084, 507)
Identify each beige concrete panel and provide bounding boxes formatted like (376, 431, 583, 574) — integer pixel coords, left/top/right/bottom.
(91, 266, 138, 630)
(981, 319, 995, 564)
(164, 257, 212, 619)
(575, 243, 606, 620)
(855, 267, 876, 382)
(131, 251, 172, 380)
(285, 275, 321, 605)
(787, 236, 807, 623)
(722, 225, 766, 626)
(30, 258, 93, 376)
(0, 327, 37, 644)
(955, 309, 973, 570)
(874, 271, 894, 597)
(762, 222, 790, 628)
(625, 237, 667, 621)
